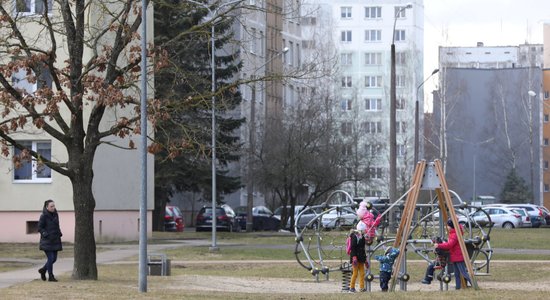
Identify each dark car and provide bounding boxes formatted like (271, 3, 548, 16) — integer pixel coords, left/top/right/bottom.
(195, 205, 239, 232)
(235, 206, 280, 231)
(164, 205, 184, 232)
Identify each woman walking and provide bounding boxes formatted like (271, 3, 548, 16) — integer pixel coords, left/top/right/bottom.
(38, 199, 62, 282)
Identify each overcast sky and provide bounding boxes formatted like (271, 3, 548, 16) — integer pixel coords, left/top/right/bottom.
(422, 0, 550, 109)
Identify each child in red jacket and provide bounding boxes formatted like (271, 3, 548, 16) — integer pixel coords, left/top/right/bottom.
(422, 219, 471, 289)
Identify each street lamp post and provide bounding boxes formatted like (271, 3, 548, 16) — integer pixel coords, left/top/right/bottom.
(389, 3, 412, 227)
(415, 68, 439, 164)
(186, 0, 243, 251)
(246, 47, 289, 232)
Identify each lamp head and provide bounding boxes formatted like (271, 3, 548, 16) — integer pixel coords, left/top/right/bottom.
(528, 90, 536, 97)
(282, 47, 289, 54)
(432, 68, 440, 75)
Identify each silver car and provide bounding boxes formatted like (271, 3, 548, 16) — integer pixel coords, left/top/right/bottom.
(510, 208, 532, 228)
(321, 207, 357, 229)
(471, 206, 523, 229)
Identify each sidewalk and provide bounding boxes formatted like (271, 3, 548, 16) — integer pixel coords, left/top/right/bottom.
(0, 243, 183, 289)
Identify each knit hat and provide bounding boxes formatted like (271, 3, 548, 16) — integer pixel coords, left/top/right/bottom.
(356, 221, 367, 232)
(447, 219, 454, 228)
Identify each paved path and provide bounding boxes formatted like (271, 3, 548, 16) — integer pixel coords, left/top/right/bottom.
(0, 243, 183, 289)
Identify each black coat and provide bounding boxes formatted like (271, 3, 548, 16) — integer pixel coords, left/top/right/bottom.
(349, 233, 367, 263)
(38, 208, 63, 252)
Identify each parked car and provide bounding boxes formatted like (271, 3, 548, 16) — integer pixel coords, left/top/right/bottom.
(234, 206, 280, 231)
(321, 206, 357, 229)
(274, 205, 321, 230)
(164, 205, 184, 232)
(195, 204, 239, 232)
(504, 204, 544, 228)
(460, 206, 522, 229)
(510, 207, 532, 228)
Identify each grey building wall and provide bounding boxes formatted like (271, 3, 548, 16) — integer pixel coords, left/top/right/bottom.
(431, 67, 542, 203)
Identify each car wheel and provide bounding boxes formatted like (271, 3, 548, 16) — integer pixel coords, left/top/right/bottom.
(502, 222, 514, 229)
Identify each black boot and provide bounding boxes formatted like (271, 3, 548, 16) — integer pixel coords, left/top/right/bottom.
(48, 275, 58, 282)
(38, 268, 46, 281)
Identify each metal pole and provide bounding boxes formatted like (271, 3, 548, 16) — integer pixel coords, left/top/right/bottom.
(138, 0, 148, 292)
(210, 22, 219, 251)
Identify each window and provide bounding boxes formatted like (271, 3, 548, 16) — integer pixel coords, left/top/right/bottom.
(544, 138, 549, 146)
(342, 144, 353, 156)
(365, 98, 382, 111)
(341, 99, 352, 111)
(368, 167, 383, 179)
(396, 75, 406, 87)
(15, 0, 52, 15)
(394, 30, 406, 42)
(341, 30, 352, 42)
(341, 53, 353, 65)
(341, 76, 352, 88)
(366, 144, 382, 156)
(545, 91, 549, 99)
(545, 114, 549, 123)
(362, 121, 381, 134)
(13, 140, 52, 182)
(365, 52, 382, 65)
(341, 122, 352, 136)
(396, 98, 406, 110)
(250, 28, 258, 54)
(396, 52, 407, 65)
(288, 41, 294, 66)
(365, 6, 381, 18)
(365, 30, 382, 42)
(397, 144, 406, 157)
(341, 6, 352, 19)
(396, 121, 407, 133)
(365, 76, 382, 87)
(12, 66, 52, 95)
(395, 6, 408, 18)
(544, 160, 549, 170)
(545, 184, 550, 192)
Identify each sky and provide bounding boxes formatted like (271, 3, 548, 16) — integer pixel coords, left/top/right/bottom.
(422, 0, 550, 109)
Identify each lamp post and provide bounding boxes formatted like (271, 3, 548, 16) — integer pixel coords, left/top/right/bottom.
(246, 47, 289, 232)
(186, 0, 243, 251)
(415, 68, 439, 164)
(389, 3, 412, 227)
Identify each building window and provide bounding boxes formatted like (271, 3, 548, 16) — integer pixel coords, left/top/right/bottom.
(341, 30, 352, 42)
(396, 98, 406, 110)
(341, 6, 352, 19)
(342, 144, 353, 156)
(368, 167, 383, 179)
(13, 140, 52, 182)
(396, 75, 406, 87)
(365, 52, 382, 65)
(341, 53, 353, 65)
(397, 144, 406, 157)
(395, 6, 408, 18)
(545, 114, 549, 123)
(362, 121, 381, 134)
(341, 122, 353, 136)
(365, 6, 381, 19)
(288, 41, 294, 66)
(394, 30, 406, 42)
(341, 99, 352, 111)
(544, 160, 549, 170)
(365, 30, 382, 42)
(545, 91, 549, 99)
(396, 121, 407, 133)
(12, 66, 52, 95)
(545, 138, 549, 146)
(396, 52, 407, 65)
(341, 76, 352, 88)
(365, 76, 382, 87)
(365, 98, 382, 111)
(15, 0, 52, 15)
(545, 183, 550, 192)
(366, 144, 382, 156)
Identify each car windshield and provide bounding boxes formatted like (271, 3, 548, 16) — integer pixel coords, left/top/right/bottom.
(202, 208, 225, 216)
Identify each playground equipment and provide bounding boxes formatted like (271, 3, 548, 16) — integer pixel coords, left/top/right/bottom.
(292, 160, 492, 291)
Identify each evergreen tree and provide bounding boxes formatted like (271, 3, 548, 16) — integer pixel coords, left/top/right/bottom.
(500, 168, 532, 203)
(153, 0, 243, 229)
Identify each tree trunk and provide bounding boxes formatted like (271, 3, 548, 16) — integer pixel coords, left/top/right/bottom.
(71, 168, 98, 280)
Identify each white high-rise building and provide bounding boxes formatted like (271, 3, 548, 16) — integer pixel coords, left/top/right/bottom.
(302, 0, 424, 197)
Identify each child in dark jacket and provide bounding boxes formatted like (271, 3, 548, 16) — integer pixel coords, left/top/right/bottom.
(374, 247, 400, 292)
(348, 221, 368, 292)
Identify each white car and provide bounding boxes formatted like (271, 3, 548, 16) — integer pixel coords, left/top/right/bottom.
(321, 207, 357, 229)
(510, 207, 532, 228)
(460, 206, 522, 229)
